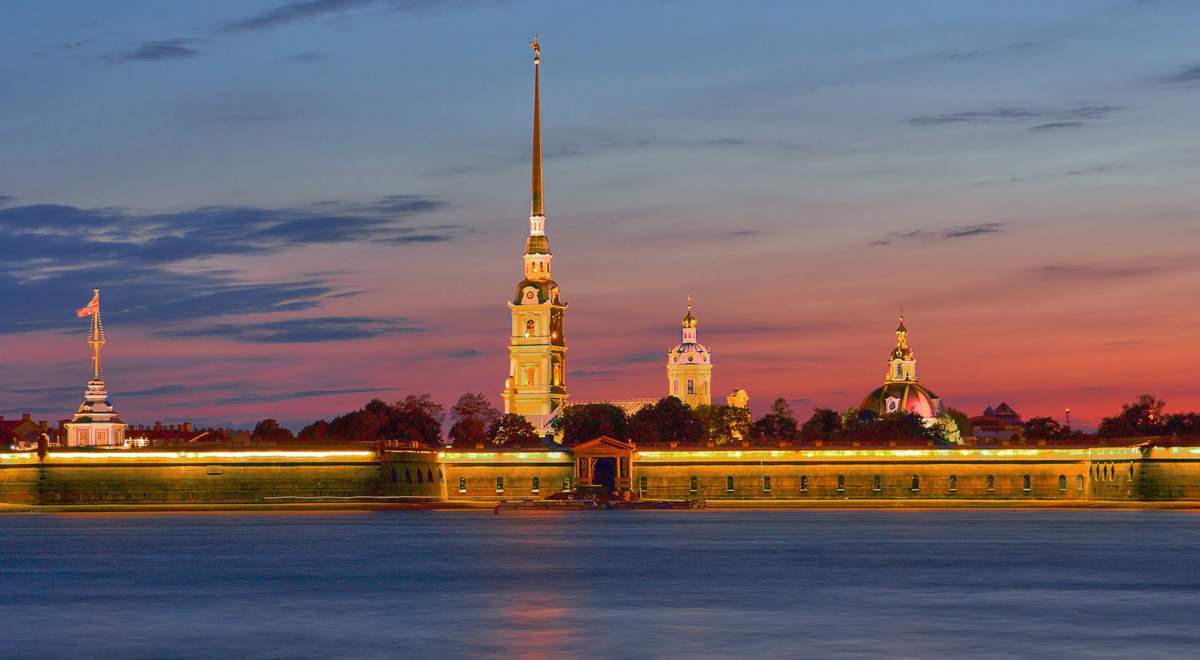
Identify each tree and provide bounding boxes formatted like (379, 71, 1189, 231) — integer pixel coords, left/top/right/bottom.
(553, 403, 629, 446)
(1098, 394, 1166, 438)
(800, 408, 842, 443)
(751, 398, 799, 441)
(448, 393, 500, 447)
(390, 394, 445, 446)
(696, 404, 752, 445)
(943, 407, 973, 438)
(629, 397, 703, 446)
(489, 413, 540, 447)
(297, 420, 330, 444)
(1023, 416, 1063, 441)
(251, 419, 294, 444)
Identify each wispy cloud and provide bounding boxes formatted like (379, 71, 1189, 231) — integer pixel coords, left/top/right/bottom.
(219, 0, 374, 34)
(930, 40, 1044, 62)
(0, 195, 13, 207)
(872, 222, 1005, 246)
(0, 195, 452, 334)
(908, 104, 1121, 128)
(109, 38, 202, 64)
(1033, 263, 1162, 281)
(446, 348, 483, 359)
(1029, 121, 1085, 131)
(287, 51, 324, 63)
(213, 386, 392, 405)
(157, 316, 425, 343)
(1163, 63, 1200, 86)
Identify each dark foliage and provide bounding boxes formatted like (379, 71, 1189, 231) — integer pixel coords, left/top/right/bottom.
(629, 396, 704, 446)
(251, 418, 294, 444)
(553, 403, 629, 446)
(448, 393, 500, 447)
(488, 413, 541, 447)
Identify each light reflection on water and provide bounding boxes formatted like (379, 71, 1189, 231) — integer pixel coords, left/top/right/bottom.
(2, 509, 1199, 658)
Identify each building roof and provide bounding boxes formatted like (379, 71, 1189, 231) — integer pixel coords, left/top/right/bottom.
(860, 382, 942, 419)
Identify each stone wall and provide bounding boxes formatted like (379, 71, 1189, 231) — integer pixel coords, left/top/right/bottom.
(1, 450, 392, 505)
(1, 445, 1196, 506)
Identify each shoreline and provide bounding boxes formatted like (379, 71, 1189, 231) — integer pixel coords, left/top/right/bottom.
(3, 499, 1199, 514)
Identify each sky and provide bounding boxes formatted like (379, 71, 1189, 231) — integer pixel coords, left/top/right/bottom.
(1, 0, 1198, 431)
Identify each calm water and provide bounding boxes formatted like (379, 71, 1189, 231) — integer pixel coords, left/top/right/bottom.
(2, 509, 1199, 659)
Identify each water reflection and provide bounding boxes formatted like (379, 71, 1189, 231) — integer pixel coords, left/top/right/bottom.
(1, 510, 1199, 657)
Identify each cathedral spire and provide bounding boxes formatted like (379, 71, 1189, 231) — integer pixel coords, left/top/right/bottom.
(529, 36, 544, 230)
(887, 313, 917, 383)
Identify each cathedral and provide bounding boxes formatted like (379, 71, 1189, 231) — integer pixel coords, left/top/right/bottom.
(501, 42, 728, 436)
(501, 39, 568, 433)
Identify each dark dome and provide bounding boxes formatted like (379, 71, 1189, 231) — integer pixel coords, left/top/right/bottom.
(860, 382, 941, 419)
(525, 235, 550, 254)
(513, 278, 561, 305)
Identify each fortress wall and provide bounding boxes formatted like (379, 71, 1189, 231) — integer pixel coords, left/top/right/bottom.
(1137, 447, 1200, 500)
(379, 451, 450, 499)
(0, 451, 389, 505)
(0, 454, 40, 504)
(438, 450, 574, 501)
(2, 445, 1195, 506)
(634, 448, 1161, 501)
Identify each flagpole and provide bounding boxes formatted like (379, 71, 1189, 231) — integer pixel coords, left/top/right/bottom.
(88, 288, 104, 381)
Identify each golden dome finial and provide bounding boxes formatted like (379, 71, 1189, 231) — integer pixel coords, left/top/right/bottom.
(682, 296, 697, 329)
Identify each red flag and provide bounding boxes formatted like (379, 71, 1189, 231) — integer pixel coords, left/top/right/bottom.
(76, 292, 99, 318)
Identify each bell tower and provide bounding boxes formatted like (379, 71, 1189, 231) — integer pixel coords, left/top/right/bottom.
(886, 315, 918, 383)
(502, 38, 568, 430)
(666, 298, 712, 407)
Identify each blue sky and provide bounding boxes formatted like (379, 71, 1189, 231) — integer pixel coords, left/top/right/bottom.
(1, 0, 1198, 428)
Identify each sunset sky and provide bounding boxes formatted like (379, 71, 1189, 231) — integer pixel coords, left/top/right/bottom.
(2, 0, 1198, 430)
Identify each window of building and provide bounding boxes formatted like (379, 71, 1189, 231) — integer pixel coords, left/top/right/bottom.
(687, 379, 695, 395)
(949, 474, 958, 492)
(495, 476, 504, 494)
(872, 475, 882, 492)
(405, 468, 412, 484)
(417, 469, 423, 484)
(1129, 463, 1135, 480)
(532, 476, 540, 494)
(911, 475, 920, 492)
(1058, 475, 1067, 492)
(986, 474, 995, 491)
(690, 476, 699, 495)
(639, 475, 648, 494)
(673, 380, 679, 395)
(1022, 474, 1031, 493)
(762, 475, 772, 493)
(800, 475, 808, 493)
(725, 476, 734, 493)
(1077, 475, 1085, 491)
(836, 475, 846, 492)
(428, 469, 434, 484)
(458, 477, 467, 494)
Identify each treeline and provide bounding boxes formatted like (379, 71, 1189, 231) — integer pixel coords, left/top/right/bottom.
(246, 392, 1200, 448)
(552, 397, 957, 447)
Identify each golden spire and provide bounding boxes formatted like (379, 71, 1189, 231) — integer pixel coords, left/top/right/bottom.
(896, 312, 908, 349)
(530, 36, 543, 219)
(682, 296, 697, 329)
